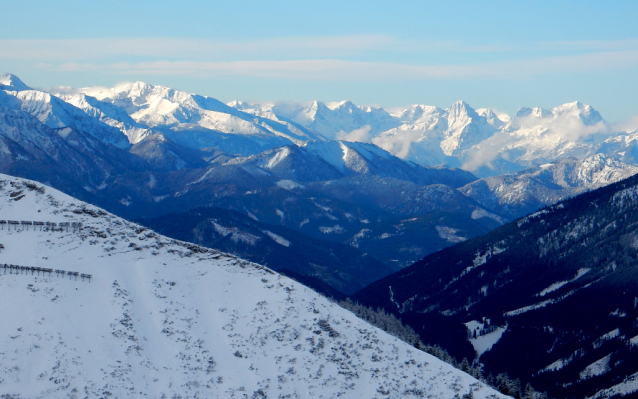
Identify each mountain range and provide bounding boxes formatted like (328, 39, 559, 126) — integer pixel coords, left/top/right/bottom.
(2, 73, 638, 296)
(229, 99, 638, 178)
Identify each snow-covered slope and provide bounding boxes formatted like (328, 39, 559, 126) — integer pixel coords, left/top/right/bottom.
(226, 140, 476, 188)
(0, 174, 507, 399)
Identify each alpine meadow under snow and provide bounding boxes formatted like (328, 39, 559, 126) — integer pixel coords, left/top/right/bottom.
(0, 174, 507, 398)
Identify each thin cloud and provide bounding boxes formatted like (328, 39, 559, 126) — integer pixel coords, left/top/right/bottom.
(0, 36, 544, 62)
(34, 50, 638, 81)
(542, 38, 638, 51)
(0, 36, 404, 61)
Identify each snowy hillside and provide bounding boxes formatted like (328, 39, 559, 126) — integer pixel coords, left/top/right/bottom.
(0, 174, 507, 398)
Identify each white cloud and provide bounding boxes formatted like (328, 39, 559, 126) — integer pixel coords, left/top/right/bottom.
(335, 125, 373, 142)
(613, 115, 638, 133)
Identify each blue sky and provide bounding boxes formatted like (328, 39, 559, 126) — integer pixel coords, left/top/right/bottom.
(2, 0, 638, 121)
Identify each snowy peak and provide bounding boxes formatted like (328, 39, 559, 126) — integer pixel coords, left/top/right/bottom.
(0, 73, 31, 91)
(441, 101, 497, 156)
(72, 81, 323, 154)
(446, 100, 476, 121)
(83, 81, 241, 126)
(476, 108, 508, 128)
(552, 101, 603, 126)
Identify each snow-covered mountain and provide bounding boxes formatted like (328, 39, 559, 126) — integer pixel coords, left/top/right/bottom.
(0, 174, 507, 399)
(370, 102, 498, 168)
(0, 91, 149, 199)
(229, 100, 400, 140)
(31, 74, 638, 178)
(65, 82, 325, 155)
(56, 92, 152, 144)
(231, 95, 637, 178)
(0, 75, 130, 149)
(0, 75, 494, 290)
(459, 153, 638, 219)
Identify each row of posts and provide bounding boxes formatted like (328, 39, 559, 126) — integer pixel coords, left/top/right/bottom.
(0, 220, 82, 232)
(2, 264, 92, 282)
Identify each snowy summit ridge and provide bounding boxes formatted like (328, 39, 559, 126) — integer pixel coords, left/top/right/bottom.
(0, 174, 506, 398)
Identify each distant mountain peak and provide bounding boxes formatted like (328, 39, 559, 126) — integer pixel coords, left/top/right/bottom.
(0, 73, 31, 91)
(552, 101, 603, 125)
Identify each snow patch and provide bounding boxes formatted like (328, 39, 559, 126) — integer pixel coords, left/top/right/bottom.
(537, 268, 591, 297)
(588, 371, 638, 399)
(518, 209, 550, 227)
(212, 222, 260, 246)
(148, 174, 156, 188)
(276, 180, 305, 190)
(593, 328, 620, 349)
(609, 308, 626, 318)
(319, 225, 344, 234)
(153, 195, 169, 203)
(464, 320, 508, 360)
(262, 230, 290, 247)
(266, 147, 291, 169)
(471, 208, 505, 224)
(579, 354, 611, 381)
(435, 226, 467, 243)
